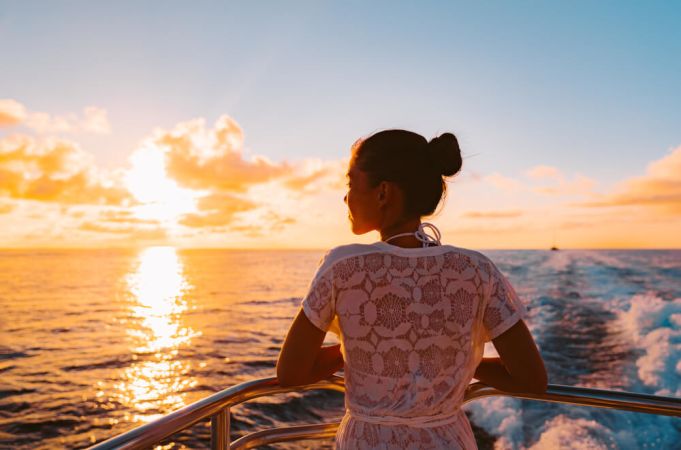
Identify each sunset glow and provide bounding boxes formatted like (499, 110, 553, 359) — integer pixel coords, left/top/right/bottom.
(1, 3, 679, 249)
(125, 146, 198, 223)
(109, 247, 199, 423)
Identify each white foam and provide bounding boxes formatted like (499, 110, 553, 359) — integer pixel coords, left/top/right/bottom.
(464, 397, 524, 448)
(527, 415, 621, 449)
(617, 294, 681, 396)
(466, 253, 681, 448)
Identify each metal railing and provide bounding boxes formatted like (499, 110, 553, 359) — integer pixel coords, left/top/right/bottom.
(89, 376, 681, 450)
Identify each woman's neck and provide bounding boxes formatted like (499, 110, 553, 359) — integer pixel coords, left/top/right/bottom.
(380, 218, 426, 249)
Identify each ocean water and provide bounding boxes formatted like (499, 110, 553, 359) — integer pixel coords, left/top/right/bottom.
(0, 248, 679, 449)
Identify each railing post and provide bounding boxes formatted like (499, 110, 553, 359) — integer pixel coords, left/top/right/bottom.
(211, 408, 230, 450)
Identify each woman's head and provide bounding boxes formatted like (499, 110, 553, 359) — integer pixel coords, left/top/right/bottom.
(344, 129, 462, 235)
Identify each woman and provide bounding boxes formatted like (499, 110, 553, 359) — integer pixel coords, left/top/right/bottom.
(277, 129, 547, 449)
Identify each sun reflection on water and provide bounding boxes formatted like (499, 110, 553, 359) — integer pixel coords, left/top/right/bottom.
(110, 247, 201, 423)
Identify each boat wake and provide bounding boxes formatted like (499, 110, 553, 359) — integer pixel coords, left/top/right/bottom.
(465, 250, 681, 449)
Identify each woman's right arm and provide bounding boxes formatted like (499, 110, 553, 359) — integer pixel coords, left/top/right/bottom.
(474, 319, 548, 394)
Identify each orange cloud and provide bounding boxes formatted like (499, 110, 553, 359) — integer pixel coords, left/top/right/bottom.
(0, 99, 27, 126)
(229, 211, 296, 238)
(141, 115, 341, 233)
(143, 115, 351, 200)
(0, 202, 16, 214)
(98, 209, 160, 225)
(179, 192, 259, 228)
(282, 158, 348, 192)
(156, 116, 293, 192)
(283, 166, 334, 191)
(578, 146, 681, 215)
(79, 221, 167, 239)
(0, 134, 131, 205)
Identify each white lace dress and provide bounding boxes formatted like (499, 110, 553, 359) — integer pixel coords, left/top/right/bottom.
(300, 241, 526, 449)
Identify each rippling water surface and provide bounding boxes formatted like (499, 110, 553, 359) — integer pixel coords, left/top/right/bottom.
(0, 248, 679, 449)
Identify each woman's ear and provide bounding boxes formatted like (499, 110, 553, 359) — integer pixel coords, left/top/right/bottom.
(378, 181, 395, 208)
(378, 182, 388, 203)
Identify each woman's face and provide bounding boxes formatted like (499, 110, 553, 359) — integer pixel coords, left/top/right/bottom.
(344, 160, 382, 235)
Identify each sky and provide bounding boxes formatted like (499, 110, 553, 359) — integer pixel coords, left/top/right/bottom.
(1, 1, 680, 249)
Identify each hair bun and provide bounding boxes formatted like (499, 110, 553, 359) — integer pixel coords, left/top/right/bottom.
(427, 132, 462, 176)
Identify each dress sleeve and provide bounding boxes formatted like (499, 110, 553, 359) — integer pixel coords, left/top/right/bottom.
(482, 260, 526, 341)
(300, 253, 336, 332)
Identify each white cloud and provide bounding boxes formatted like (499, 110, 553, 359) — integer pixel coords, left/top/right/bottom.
(526, 165, 562, 180)
(0, 99, 27, 126)
(0, 99, 111, 134)
(578, 145, 681, 215)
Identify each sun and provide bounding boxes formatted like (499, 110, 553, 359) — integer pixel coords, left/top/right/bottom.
(124, 146, 198, 222)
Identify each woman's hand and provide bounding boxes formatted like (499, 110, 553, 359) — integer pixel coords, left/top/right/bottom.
(474, 320, 548, 394)
(312, 344, 344, 379)
(277, 308, 344, 387)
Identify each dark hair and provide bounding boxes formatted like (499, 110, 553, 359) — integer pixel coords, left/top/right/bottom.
(352, 129, 462, 218)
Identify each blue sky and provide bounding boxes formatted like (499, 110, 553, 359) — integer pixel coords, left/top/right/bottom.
(2, 1, 679, 184)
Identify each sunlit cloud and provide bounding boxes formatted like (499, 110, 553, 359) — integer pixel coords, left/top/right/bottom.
(2, 97, 678, 249)
(142, 115, 343, 235)
(282, 157, 348, 193)
(76, 209, 166, 240)
(577, 146, 681, 215)
(0, 134, 131, 205)
(26, 106, 111, 134)
(0, 201, 16, 214)
(0, 99, 27, 126)
(0, 108, 334, 246)
(0, 99, 110, 134)
(179, 192, 258, 228)
(98, 209, 160, 225)
(227, 211, 297, 238)
(79, 221, 167, 240)
(156, 116, 293, 192)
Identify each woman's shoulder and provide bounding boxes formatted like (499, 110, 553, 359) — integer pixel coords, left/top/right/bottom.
(311, 243, 382, 279)
(323, 243, 383, 264)
(324, 242, 493, 260)
(325, 243, 493, 267)
(445, 244, 492, 263)
(446, 245, 498, 273)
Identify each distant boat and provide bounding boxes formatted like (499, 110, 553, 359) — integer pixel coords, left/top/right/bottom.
(550, 230, 559, 251)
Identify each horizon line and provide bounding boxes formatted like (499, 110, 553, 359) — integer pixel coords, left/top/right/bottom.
(0, 246, 679, 252)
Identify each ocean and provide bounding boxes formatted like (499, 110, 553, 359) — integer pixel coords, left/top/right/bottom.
(0, 248, 679, 449)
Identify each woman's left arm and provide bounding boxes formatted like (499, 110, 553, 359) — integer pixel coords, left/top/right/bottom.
(276, 308, 344, 387)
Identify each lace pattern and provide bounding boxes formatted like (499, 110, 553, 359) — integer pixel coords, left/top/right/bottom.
(300, 243, 525, 449)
